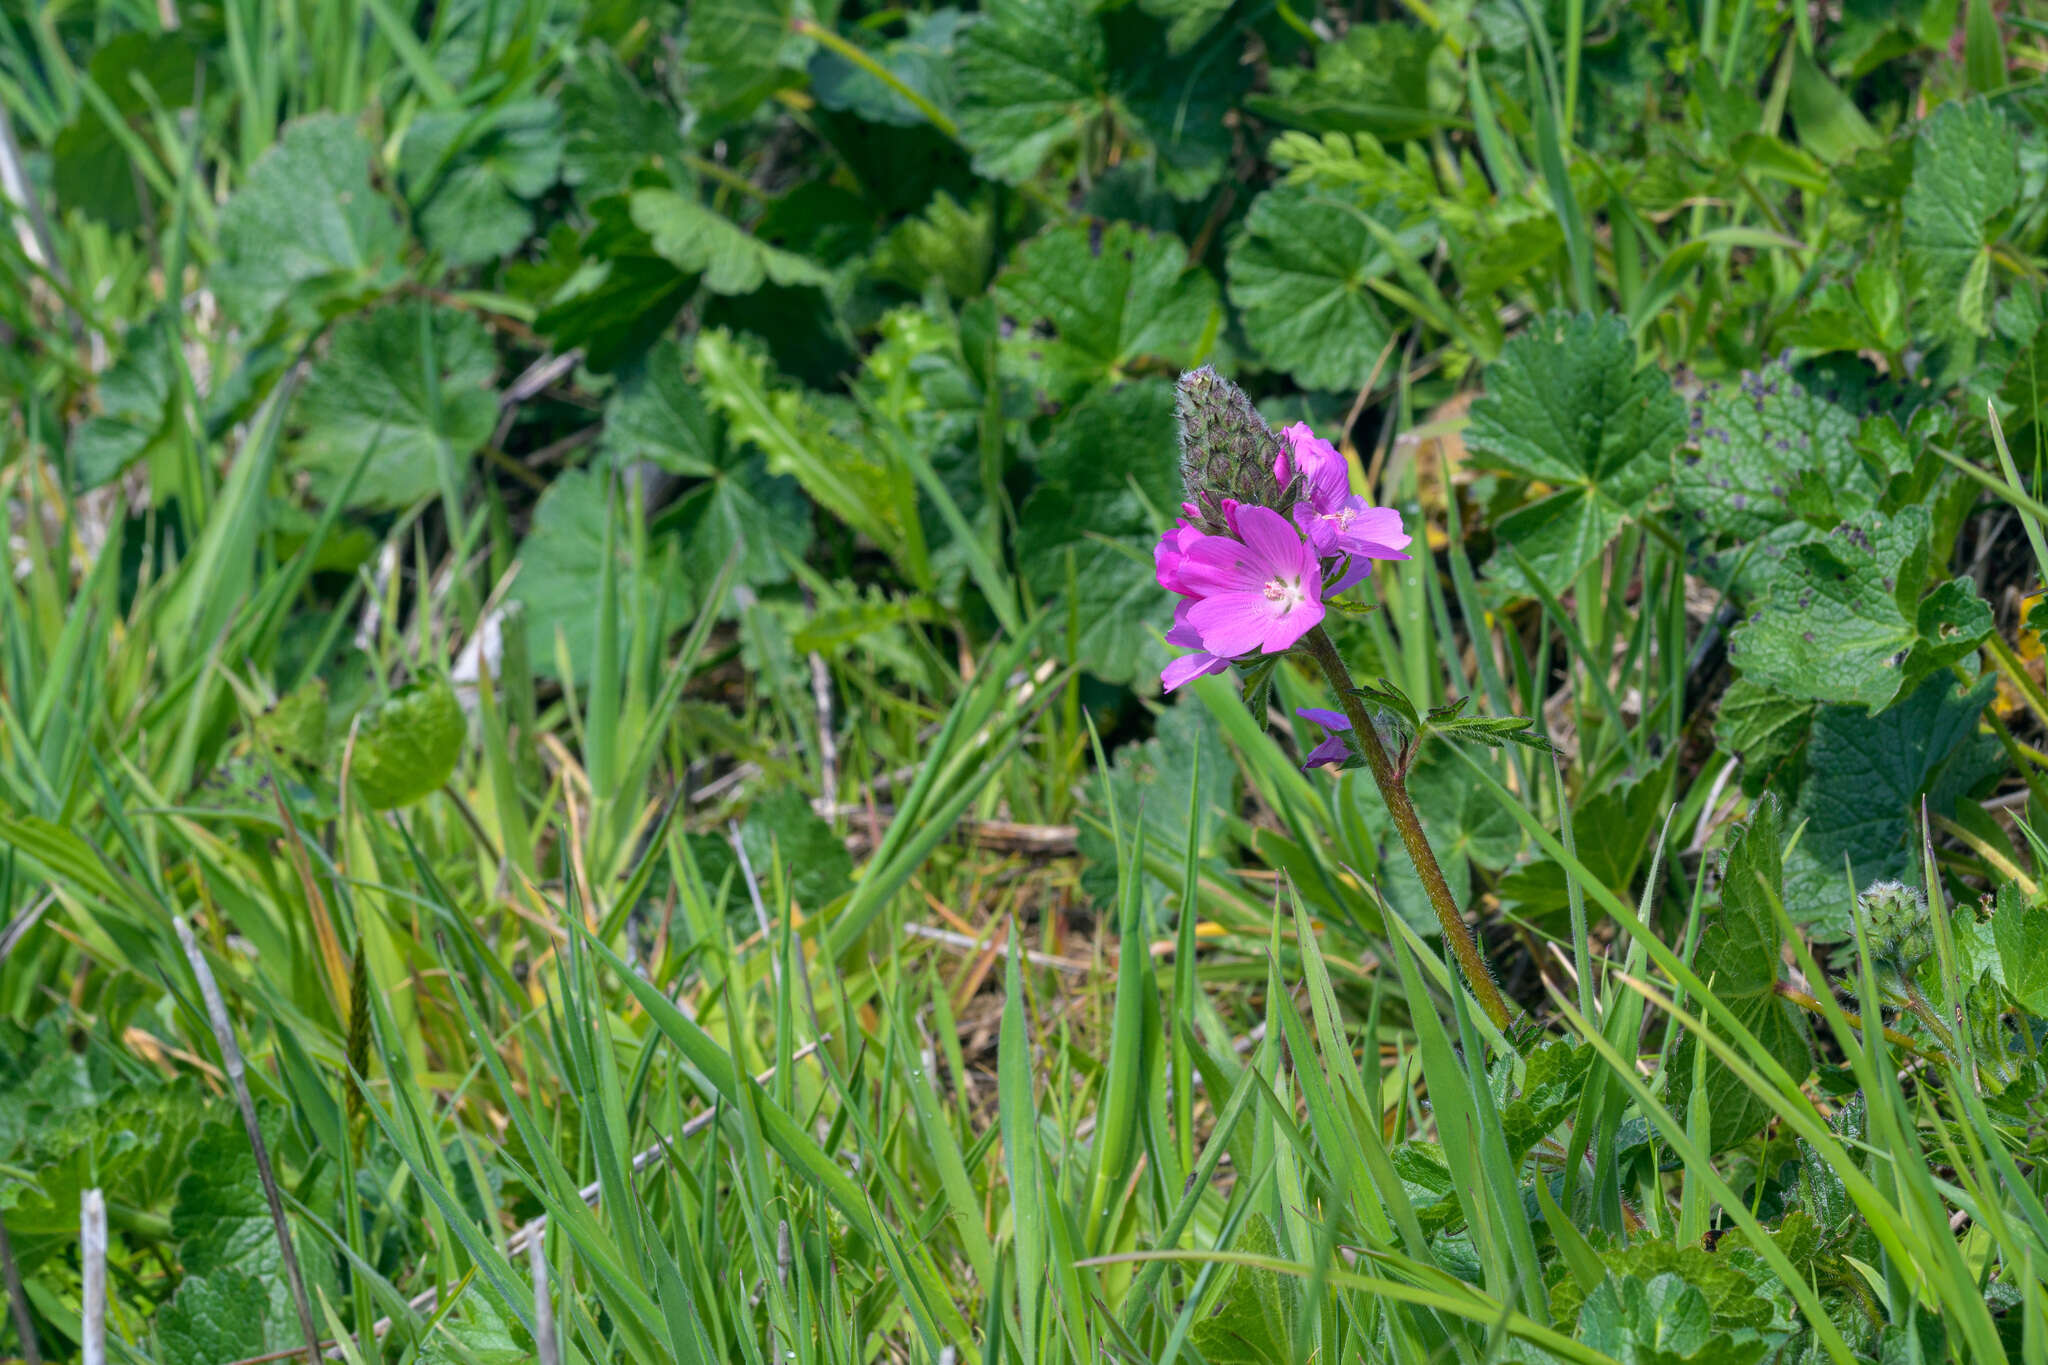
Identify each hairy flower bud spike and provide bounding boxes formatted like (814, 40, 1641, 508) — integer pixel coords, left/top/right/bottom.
(1858, 880, 1934, 973)
(1176, 367, 1285, 534)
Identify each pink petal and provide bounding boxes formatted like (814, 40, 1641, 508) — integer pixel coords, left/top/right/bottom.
(1283, 423, 1350, 510)
(1258, 596, 1323, 653)
(1293, 503, 1338, 554)
(1162, 651, 1229, 692)
(1302, 735, 1350, 769)
(1233, 504, 1308, 575)
(1187, 591, 1276, 658)
(1154, 523, 1207, 595)
(1326, 551, 1381, 596)
(1343, 504, 1411, 551)
(1166, 599, 1204, 648)
(1178, 535, 1263, 596)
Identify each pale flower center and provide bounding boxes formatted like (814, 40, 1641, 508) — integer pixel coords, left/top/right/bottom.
(1262, 575, 1305, 612)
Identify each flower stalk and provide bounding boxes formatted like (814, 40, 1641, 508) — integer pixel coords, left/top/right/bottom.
(1300, 624, 1514, 1031)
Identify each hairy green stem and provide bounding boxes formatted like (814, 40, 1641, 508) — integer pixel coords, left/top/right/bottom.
(1301, 626, 1513, 1030)
(1900, 981, 1960, 1059)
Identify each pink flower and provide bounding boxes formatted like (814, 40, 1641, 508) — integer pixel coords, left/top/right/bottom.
(1278, 422, 1412, 581)
(1161, 601, 1230, 691)
(1300, 499, 1412, 566)
(1175, 505, 1326, 656)
(1277, 423, 1349, 507)
(1154, 523, 1203, 597)
(1296, 707, 1352, 769)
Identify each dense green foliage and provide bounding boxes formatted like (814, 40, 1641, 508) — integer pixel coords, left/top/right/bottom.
(4, 1, 2048, 1362)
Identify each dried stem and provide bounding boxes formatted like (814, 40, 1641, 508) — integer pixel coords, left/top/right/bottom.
(80, 1191, 106, 1365)
(1771, 983, 1930, 1059)
(1301, 625, 1514, 1030)
(0, 1211, 43, 1365)
(174, 915, 324, 1363)
(529, 1237, 558, 1365)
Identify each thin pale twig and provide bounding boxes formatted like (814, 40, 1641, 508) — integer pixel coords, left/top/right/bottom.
(80, 1190, 106, 1365)
(902, 921, 1091, 973)
(730, 819, 780, 988)
(529, 1237, 557, 1365)
(175, 915, 324, 1363)
(810, 647, 840, 812)
(0, 890, 55, 970)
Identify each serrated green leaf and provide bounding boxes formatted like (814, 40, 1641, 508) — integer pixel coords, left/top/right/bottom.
(602, 339, 721, 478)
(156, 1269, 270, 1365)
(1247, 23, 1439, 138)
(630, 189, 833, 295)
(1466, 312, 1684, 594)
(1669, 803, 1812, 1150)
(1187, 1212, 1293, 1365)
(683, 0, 812, 118)
(1579, 1272, 1773, 1365)
(1226, 185, 1412, 391)
(1903, 99, 2017, 340)
(809, 9, 962, 127)
(1551, 1241, 1779, 1335)
(1105, 9, 1248, 199)
(608, 341, 812, 592)
(1495, 760, 1669, 919)
(292, 303, 499, 510)
(256, 680, 330, 768)
(873, 191, 995, 300)
(1781, 674, 2001, 936)
(1724, 507, 1993, 710)
(421, 1285, 532, 1364)
(1677, 361, 1879, 574)
(560, 45, 689, 196)
(1501, 1040, 1593, 1163)
(1714, 677, 1814, 798)
(1993, 885, 2048, 1014)
(50, 32, 197, 229)
(523, 197, 692, 372)
(954, 0, 1107, 184)
(955, 1, 1240, 196)
(170, 1112, 336, 1337)
(214, 114, 406, 331)
(350, 679, 465, 809)
(695, 329, 903, 556)
(400, 98, 563, 267)
(992, 221, 1218, 397)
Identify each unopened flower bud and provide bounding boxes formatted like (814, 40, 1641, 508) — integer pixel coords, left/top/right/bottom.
(1858, 880, 1933, 973)
(1176, 367, 1284, 533)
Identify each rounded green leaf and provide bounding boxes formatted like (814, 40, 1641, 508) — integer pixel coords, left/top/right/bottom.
(350, 680, 465, 810)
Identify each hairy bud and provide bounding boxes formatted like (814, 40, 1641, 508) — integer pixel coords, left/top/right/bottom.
(1175, 367, 1286, 533)
(1857, 880, 1933, 973)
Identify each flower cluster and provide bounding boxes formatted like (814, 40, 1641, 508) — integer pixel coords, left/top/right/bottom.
(1156, 401, 1411, 692)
